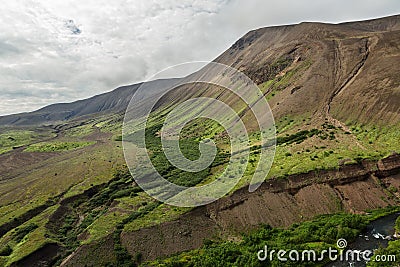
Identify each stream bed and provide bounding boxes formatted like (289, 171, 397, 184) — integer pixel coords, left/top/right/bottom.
(326, 212, 400, 267)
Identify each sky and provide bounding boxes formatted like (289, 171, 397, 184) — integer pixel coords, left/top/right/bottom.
(0, 0, 399, 116)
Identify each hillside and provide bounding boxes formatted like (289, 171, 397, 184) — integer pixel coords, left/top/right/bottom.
(215, 14, 400, 126)
(0, 79, 178, 126)
(0, 15, 400, 267)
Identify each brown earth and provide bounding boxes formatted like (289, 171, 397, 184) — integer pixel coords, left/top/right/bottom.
(9, 243, 61, 267)
(62, 153, 400, 265)
(215, 15, 400, 126)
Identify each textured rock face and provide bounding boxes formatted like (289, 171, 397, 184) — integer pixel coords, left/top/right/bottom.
(205, 154, 400, 232)
(377, 153, 400, 177)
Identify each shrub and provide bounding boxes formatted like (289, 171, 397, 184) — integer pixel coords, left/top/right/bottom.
(13, 223, 38, 242)
(0, 245, 12, 256)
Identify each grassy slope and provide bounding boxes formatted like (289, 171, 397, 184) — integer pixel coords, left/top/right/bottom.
(0, 128, 55, 155)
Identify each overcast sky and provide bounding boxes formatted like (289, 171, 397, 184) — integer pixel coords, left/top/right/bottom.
(0, 0, 399, 116)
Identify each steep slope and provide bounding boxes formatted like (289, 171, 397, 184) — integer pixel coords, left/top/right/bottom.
(215, 14, 400, 126)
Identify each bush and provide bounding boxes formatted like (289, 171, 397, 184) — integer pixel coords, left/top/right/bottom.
(0, 245, 12, 256)
(277, 129, 321, 145)
(13, 223, 38, 242)
(388, 186, 398, 193)
(396, 216, 400, 233)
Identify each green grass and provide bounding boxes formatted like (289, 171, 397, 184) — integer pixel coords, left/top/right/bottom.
(126, 123, 221, 187)
(0, 130, 38, 154)
(0, 205, 59, 266)
(64, 124, 94, 137)
(97, 116, 124, 133)
(352, 123, 400, 155)
(82, 193, 155, 244)
(24, 141, 96, 152)
(0, 139, 123, 229)
(257, 121, 400, 179)
(123, 204, 191, 232)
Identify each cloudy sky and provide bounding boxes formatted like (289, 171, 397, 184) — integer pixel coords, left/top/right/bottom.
(0, 0, 399, 115)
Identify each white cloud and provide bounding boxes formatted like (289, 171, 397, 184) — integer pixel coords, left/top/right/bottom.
(0, 0, 399, 115)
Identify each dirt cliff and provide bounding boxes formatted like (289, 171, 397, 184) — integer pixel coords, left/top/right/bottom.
(61, 153, 400, 265)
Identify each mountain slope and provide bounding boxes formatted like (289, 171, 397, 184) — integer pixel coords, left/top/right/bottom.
(0, 79, 178, 126)
(2, 15, 399, 128)
(214, 14, 400, 126)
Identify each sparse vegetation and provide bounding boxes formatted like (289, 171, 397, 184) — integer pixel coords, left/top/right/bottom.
(24, 141, 96, 152)
(0, 130, 38, 154)
(0, 245, 12, 256)
(64, 124, 94, 137)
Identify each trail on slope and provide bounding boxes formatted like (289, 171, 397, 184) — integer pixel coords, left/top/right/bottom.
(325, 38, 371, 150)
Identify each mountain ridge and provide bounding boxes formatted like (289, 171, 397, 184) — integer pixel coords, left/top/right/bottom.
(1, 14, 399, 126)
(0, 79, 179, 126)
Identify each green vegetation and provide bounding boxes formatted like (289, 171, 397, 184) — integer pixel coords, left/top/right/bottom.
(277, 129, 321, 145)
(12, 223, 38, 243)
(0, 205, 60, 266)
(64, 124, 94, 137)
(0, 130, 38, 154)
(48, 168, 143, 254)
(147, 213, 368, 266)
(28, 168, 181, 267)
(24, 141, 96, 152)
(352, 124, 400, 155)
(127, 124, 229, 187)
(0, 245, 12, 256)
(112, 202, 160, 267)
(148, 208, 400, 267)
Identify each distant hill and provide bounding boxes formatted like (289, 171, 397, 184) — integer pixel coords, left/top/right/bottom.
(0, 79, 178, 126)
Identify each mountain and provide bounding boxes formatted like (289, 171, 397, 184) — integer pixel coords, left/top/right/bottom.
(2, 15, 399, 128)
(215, 14, 400, 126)
(0, 79, 178, 126)
(0, 15, 400, 267)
